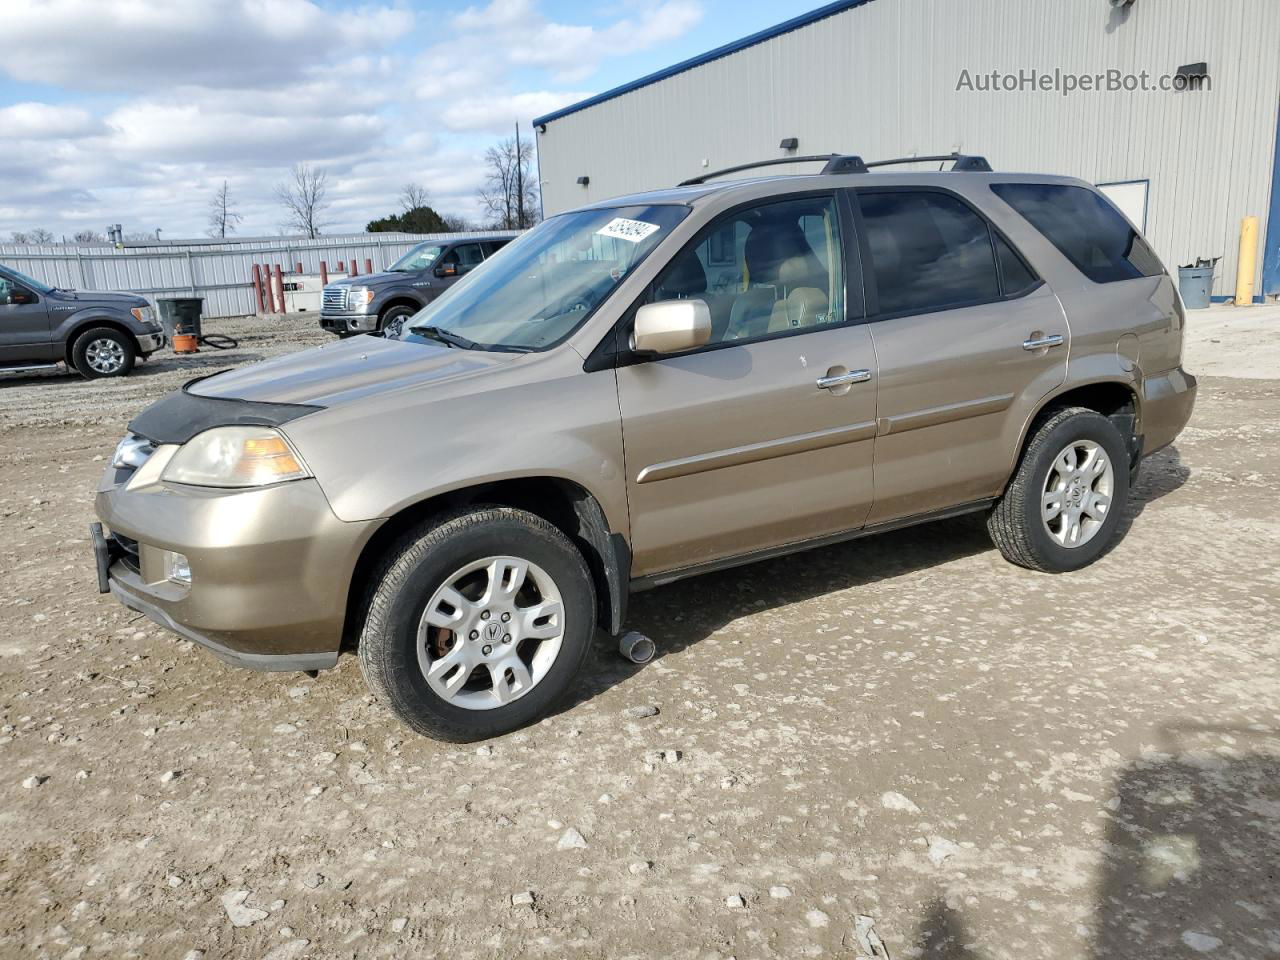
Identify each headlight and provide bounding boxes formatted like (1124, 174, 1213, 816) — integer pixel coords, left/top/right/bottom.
(347, 287, 374, 311)
(160, 426, 312, 488)
(130, 305, 157, 325)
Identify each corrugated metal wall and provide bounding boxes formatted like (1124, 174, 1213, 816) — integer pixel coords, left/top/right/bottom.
(0, 231, 518, 318)
(538, 0, 1280, 298)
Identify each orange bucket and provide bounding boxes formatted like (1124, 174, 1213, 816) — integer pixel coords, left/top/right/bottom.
(173, 333, 199, 354)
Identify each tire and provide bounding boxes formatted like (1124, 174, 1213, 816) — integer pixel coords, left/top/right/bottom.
(379, 305, 416, 340)
(358, 507, 596, 741)
(72, 327, 136, 379)
(988, 406, 1130, 573)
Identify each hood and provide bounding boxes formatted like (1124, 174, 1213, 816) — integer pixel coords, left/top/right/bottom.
(53, 289, 147, 306)
(325, 270, 411, 288)
(189, 334, 516, 407)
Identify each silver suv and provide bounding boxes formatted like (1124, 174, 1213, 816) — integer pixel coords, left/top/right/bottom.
(92, 154, 1196, 741)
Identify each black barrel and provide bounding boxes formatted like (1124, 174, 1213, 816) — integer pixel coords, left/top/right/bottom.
(156, 297, 205, 339)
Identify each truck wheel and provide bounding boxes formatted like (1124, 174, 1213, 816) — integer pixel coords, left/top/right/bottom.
(358, 507, 596, 741)
(72, 327, 136, 379)
(379, 305, 416, 340)
(988, 406, 1130, 573)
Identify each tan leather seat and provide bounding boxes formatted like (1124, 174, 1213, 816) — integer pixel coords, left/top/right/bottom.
(768, 257, 830, 333)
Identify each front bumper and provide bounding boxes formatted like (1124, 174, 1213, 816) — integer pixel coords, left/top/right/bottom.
(136, 331, 166, 353)
(94, 464, 380, 671)
(1142, 365, 1198, 456)
(319, 312, 377, 334)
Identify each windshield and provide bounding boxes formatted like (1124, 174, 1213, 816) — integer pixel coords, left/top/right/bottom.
(1, 265, 54, 293)
(405, 204, 688, 351)
(389, 243, 446, 272)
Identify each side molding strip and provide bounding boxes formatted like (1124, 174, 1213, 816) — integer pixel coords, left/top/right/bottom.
(877, 393, 1014, 437)
(636, 419, 878, 484)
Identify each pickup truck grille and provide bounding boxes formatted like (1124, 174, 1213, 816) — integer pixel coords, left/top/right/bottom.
(322, 286, 347, 311)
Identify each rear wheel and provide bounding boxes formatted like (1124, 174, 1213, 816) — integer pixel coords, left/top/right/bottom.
(358, 507, 596, 741)
(988, 407, 1129, 572)
(72, 327, 136, 379)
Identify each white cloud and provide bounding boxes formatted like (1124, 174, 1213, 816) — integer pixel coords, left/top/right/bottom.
(0, 0, 705, 238)
(0, 103, 101, 139)
(0, 0, 413, 90)
(439, 90, 593, 133)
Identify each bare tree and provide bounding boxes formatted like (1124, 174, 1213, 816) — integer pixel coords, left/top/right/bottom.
(440, 213, 472, 232)
(477, 134, 539, 230)
(9, 231, 29, 243)
(28, 227, 54, 244)
(399, 182, 431, 213)
(207, 180, 243, 238)
(274, 163, 332, 239)
(73, 229, 104, 243)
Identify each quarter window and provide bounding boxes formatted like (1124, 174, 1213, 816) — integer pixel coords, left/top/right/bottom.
(857, 191, 1002, 315)
(991, 182, 1164, 283)
(649, 195, 845, 345)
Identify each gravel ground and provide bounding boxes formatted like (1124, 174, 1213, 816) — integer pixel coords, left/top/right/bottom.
(1, 308, 1278, 959)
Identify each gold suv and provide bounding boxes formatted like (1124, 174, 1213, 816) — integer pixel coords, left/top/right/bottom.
(92, 154, 1197, 741)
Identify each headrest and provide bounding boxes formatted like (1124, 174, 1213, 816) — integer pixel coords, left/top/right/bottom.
(778, 256, 820, 290)
(661, 251, 707, 298)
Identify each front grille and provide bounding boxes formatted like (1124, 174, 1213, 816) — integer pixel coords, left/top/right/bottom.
(112, 533, 140, 575)
(322, 286, 347, 311)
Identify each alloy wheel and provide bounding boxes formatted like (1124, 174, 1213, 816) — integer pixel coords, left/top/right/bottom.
(416, 556, 565, 710)
(1041, 439, 1114, 548)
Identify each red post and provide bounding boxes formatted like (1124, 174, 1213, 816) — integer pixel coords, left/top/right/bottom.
(273, 265, 286, 314)
(320, 262, 329, 285)
(336, 261, 345, 272)
(262, 265, 274, 313)
(295, 261, 303, 274)
(364, 258, 374, 274)
(251, 264, 266, 314)
(349, 258, 358, 276)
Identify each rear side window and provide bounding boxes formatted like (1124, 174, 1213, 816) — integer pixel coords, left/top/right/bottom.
(991, 182, 1164, 283)
(994, 234, 1038, 296)
(857, 191, 1001, 315)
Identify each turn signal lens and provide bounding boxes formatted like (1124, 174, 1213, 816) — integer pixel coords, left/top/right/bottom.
(161, 426, 312, 488)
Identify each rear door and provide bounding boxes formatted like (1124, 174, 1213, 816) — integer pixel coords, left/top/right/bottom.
(616, 192, 878, 577)
(0, 271, 54, 364)
(850, 187, 1069, 524)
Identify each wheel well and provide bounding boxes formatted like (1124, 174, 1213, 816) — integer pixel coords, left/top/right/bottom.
(341, 478, 626, 653)
(64, 320, 138, 365)
(1023, 380, 1141, 471)
(379, 298, 421, 320)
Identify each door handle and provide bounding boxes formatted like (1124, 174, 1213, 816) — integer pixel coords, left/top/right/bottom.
(816, 369, 872, 390)
(1023, 333, 1064, 351)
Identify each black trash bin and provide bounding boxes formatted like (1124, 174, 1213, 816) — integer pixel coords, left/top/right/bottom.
(156, 297, 204, 339)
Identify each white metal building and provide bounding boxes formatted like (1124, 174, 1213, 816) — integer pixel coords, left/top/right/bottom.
(534, 0, 1280, 300)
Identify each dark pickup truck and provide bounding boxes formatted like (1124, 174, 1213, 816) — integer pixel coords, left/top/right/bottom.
(320, 235, 514, 339)
(0, 263, 165, 378)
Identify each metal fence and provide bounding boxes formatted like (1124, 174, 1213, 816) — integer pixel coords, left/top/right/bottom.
(0, 231, 519, 318)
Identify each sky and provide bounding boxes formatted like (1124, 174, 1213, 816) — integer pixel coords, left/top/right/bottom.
(0, 0, 819, 241)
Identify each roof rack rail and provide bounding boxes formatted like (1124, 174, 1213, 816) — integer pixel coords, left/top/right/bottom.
(678, 153, 867, 186)
(864, 153, 992, 172)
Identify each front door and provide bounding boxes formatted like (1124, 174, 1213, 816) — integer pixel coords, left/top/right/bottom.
(850, 188, 1069, 524)
(616, 193, 878, 577)
(0, 272, 53, 364)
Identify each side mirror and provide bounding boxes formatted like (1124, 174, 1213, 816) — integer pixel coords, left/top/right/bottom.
(10, 288, 32, 305)
(436, 263, 458, 277)
(633, 299, 712, 354)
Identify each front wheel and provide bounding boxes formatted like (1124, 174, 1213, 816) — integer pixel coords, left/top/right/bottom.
(988, 406, 1130, 572)
(358, 507, 596, 741)
(379, 305, 416, 340)
(72, 327, 137, 379)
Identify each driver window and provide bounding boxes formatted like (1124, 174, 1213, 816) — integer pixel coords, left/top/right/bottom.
(649, 195, 845, 346)
(455, 243, 485, 275)
(0, 277, 33, 306)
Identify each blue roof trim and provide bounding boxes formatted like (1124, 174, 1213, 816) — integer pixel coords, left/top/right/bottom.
(532, 0, 876, 128)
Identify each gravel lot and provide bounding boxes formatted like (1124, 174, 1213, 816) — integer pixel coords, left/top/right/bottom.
(2, 307, 1278, 959)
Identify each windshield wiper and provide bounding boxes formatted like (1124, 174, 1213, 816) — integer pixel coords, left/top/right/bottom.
(410, 325, 481, 350)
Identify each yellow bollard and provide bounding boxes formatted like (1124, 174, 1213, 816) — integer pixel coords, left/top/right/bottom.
(1235, 215, 1259, 306)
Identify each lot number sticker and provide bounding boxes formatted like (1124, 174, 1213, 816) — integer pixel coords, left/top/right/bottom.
(596, 217, 661, 243)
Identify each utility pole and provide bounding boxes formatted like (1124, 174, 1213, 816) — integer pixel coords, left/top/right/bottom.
(515, 121, 524, 229)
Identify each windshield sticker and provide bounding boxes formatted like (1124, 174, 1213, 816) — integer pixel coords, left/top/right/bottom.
(596, 217, 661, 243)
